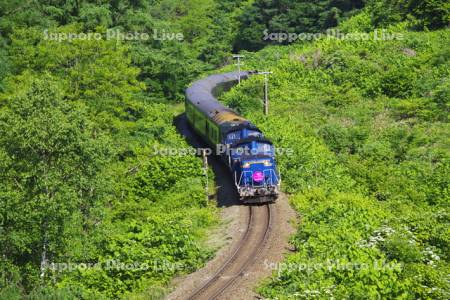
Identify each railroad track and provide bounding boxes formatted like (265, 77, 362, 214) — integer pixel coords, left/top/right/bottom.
(188, 204, 272, 300)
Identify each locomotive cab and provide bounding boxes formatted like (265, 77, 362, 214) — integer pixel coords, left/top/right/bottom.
(224, 126, 263, 145)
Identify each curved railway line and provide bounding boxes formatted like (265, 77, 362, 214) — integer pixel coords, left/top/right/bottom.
(168, 71, 288, 299)
(188, 204, 273, 300)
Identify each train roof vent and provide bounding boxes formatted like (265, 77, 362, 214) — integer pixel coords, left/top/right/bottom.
(209, 110, 220, 116)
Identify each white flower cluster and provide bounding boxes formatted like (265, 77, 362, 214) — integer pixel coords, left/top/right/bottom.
(357, 225, 395, 248)
(401, 225, 418, 245)
(423, 246, 441, 266)
(292, 285, 335, 299)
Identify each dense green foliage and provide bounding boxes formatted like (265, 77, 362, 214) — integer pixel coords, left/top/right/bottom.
(221, 16, 449, 299)
(234, 0, 449, 51)
(0, 33, 217, 298)
(0, 0, 448, 299)
(235, 0, 366, 50)
(0, 0, 251, 100)
(369, 0, 450, 30)
(0, 1, 231, 298)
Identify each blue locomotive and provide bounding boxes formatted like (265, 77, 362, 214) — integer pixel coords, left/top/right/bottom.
(185, 71, 280, 203)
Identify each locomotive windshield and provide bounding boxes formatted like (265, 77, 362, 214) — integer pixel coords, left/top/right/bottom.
(226, 129, 262, 143)
(233, 142, 274, 156)
(253, 142, 274, 155)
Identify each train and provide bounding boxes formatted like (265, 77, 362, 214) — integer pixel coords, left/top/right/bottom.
(185, 71, 280, 203)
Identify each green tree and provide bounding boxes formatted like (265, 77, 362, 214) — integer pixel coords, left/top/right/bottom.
(0, 75, 111, 292)
(234, 0, 366, 51)
(368, 0, 450, 29)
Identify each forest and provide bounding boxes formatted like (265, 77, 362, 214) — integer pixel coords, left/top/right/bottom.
(0, 0, 448, 299)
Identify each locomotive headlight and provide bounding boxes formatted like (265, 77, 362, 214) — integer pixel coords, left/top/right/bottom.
(242, 162, 250, 168)
(263, 160, 272, 167)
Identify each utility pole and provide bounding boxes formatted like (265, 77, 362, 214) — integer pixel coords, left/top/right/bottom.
(201, 149, 209, 202)
(232, 55, 245, 84)
(257, 71, 273, 115)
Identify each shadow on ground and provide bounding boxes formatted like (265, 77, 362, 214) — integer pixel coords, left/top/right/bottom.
(173, 113, 241, 208)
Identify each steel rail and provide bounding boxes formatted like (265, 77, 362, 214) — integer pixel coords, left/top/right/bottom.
(187, 204, 272, 300)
